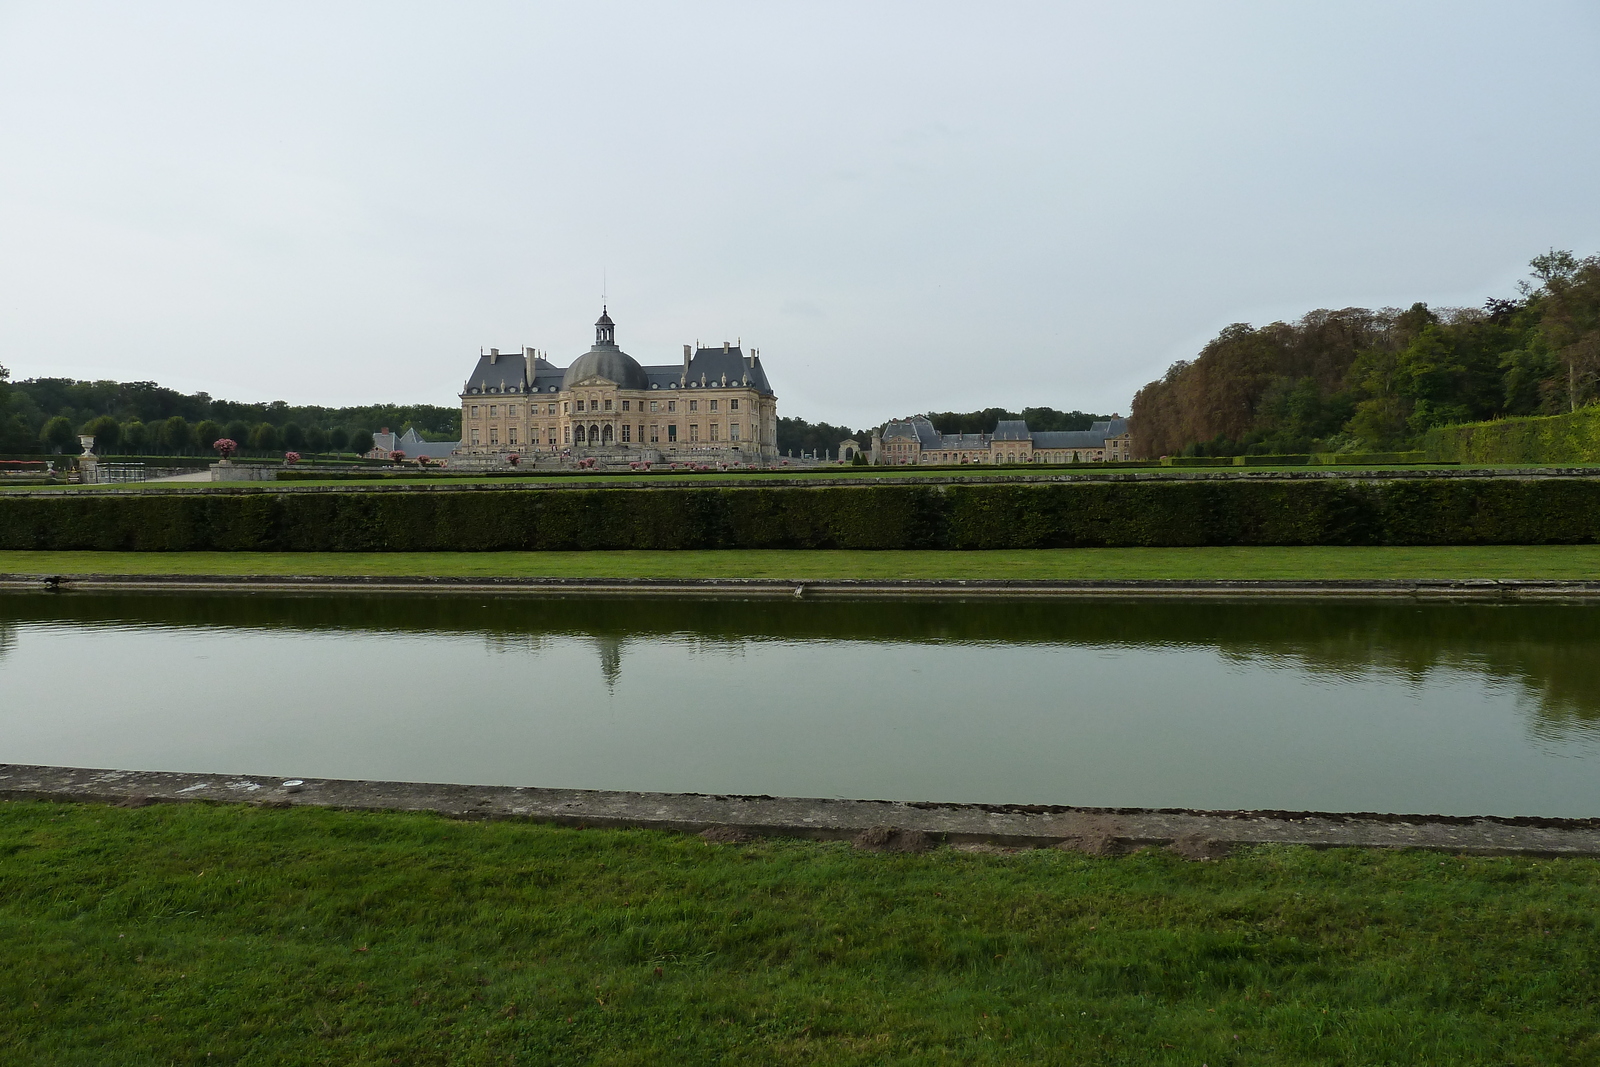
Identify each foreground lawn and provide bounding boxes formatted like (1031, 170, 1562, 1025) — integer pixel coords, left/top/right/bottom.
(3, 545, 1600, 581)
(0, 801, 1595, 1065)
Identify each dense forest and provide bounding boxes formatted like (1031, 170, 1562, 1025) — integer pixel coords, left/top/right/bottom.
(1131, 251, 1600, 458)
(0, 373, 460, 456)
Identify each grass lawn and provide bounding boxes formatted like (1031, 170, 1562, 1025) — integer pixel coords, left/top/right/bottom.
(3, 545, 1600, 581)
(1, 801, 1595, 1065)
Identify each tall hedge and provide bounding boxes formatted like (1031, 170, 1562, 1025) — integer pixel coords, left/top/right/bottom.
(4, 479, 1600, 551)
(1423, 407, 1600, 465)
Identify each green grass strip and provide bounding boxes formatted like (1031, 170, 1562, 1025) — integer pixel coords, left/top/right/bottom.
(3, 545, 1600, 580)
(0, 801, 1595, 1064)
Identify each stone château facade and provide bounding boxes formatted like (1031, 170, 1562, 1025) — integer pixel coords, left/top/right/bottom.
(872, 416, 1133, 465)
(460, 309, 779, 462)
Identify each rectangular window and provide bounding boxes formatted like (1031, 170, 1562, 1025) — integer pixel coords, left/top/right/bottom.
(621, 424, 631, 443)
(689, 399, 699, 412)
(667, 424, 677, 443)
(547, 404, 556, 415)
(729, 422, 739, 441)
(471, 429, 480, 445)
(710, 399, 718, 412)
(689, 424, 699, 442)
(649, 400, 659, 412)
(563, 426, 571, 443)
(508, 427, 518, 445)
(650, 425, 659, 443)
(508, 405, 518, 418)
(575, 399, 585, 412)
(709, 423, 719, 442)
(730, 399, 739, 411)
(638, 424, 644, 443)
(667, 400, 677, 413)
(562, 402, 570, 414)
(470, 405, 479, 417)
(547, 427, 556, 445)
(621, 400, 630, 411)
(489, 405, 498, 417)
(604, 398, 613, 411)
(489, 427, 499, 445)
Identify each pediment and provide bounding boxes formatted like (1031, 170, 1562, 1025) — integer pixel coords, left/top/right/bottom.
(571, 375, 617, 388)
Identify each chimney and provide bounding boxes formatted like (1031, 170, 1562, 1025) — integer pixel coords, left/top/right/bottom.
(683, 344, 691, 382)
(489, 348, 499, 364)
(723, 341, 729, 352)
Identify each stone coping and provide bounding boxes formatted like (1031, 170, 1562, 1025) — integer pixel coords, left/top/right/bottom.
(2, 764, 1597, 856)
(3, 574, 1600, 599)
(8, 466, 1600, 497)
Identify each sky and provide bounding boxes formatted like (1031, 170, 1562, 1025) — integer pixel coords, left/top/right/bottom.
(2, 2, 1598, 429)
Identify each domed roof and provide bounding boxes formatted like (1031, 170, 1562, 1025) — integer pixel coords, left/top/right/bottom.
(562, 345, 650, 391)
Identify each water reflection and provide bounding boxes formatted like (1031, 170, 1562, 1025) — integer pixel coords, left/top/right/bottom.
(2, 593, 1597, 733)
(3, 592, 1599, 814)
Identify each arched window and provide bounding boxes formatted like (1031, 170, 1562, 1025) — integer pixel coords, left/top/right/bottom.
(602, 424, 614, 443)
(574, 425, 586, 445)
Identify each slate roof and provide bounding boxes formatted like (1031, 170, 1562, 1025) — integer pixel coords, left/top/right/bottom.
(881, 417, 941, 447)
(397, 427, 458, 459)
(463, 344, 774, 397)
(992, 420, 1031, 441)
(563, 346, 651, 391)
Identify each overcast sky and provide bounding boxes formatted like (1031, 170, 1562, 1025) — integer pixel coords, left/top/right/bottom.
(2, 2, 1598, 427)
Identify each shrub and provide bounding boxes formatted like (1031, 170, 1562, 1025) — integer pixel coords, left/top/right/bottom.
(1423, 407, 1600, 465)
(6, 478, 1600, 552)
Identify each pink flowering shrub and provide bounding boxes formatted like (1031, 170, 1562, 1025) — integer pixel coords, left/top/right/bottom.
(283, 451, 301, 465)
(213, 438, 238, 460)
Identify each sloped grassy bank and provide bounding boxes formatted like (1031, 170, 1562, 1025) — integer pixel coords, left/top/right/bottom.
(1, 800, 1596, 1065)
(5, 477, 1600, 550)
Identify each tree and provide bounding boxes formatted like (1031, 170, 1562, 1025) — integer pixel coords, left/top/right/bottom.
(328, 426, 349, 452)
(121, 420, 147, 453)
(348, 429, 374, 455)
(194, 420, 224, 451)
(224, 420, 251, 448)
(40, 416, 77, 454)
(1527, 251, 1600, 412)
(281, 422, 306, 449)
(250, 422, 280, 452)
(81, 415, 120, 452)
(160, 416, 194, 454)
(304, 426, 328, 454)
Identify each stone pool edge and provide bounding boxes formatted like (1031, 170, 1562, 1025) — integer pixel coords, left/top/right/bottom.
(4, 573, 1600, 598)
(3, 763, 1598, 857)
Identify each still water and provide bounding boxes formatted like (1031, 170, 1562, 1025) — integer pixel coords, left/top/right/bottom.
(1, 593, 1598, 817)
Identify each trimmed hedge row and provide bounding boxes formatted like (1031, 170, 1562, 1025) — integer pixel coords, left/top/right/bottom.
(5, 479, 1600, 551)
(1423, 407, 1600, 465)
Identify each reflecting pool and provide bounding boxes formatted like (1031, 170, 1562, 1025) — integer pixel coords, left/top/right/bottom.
(2, 593, 1598, 816)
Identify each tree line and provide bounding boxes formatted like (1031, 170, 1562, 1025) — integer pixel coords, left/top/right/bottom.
(0, 374, 460, 457)
(1130, 250, 1600, 458)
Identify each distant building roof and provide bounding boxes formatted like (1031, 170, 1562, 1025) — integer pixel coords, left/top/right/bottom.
(462, 314, 775, 399)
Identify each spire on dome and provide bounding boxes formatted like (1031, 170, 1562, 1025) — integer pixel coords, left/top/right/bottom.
(595, 306, 615, 346)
